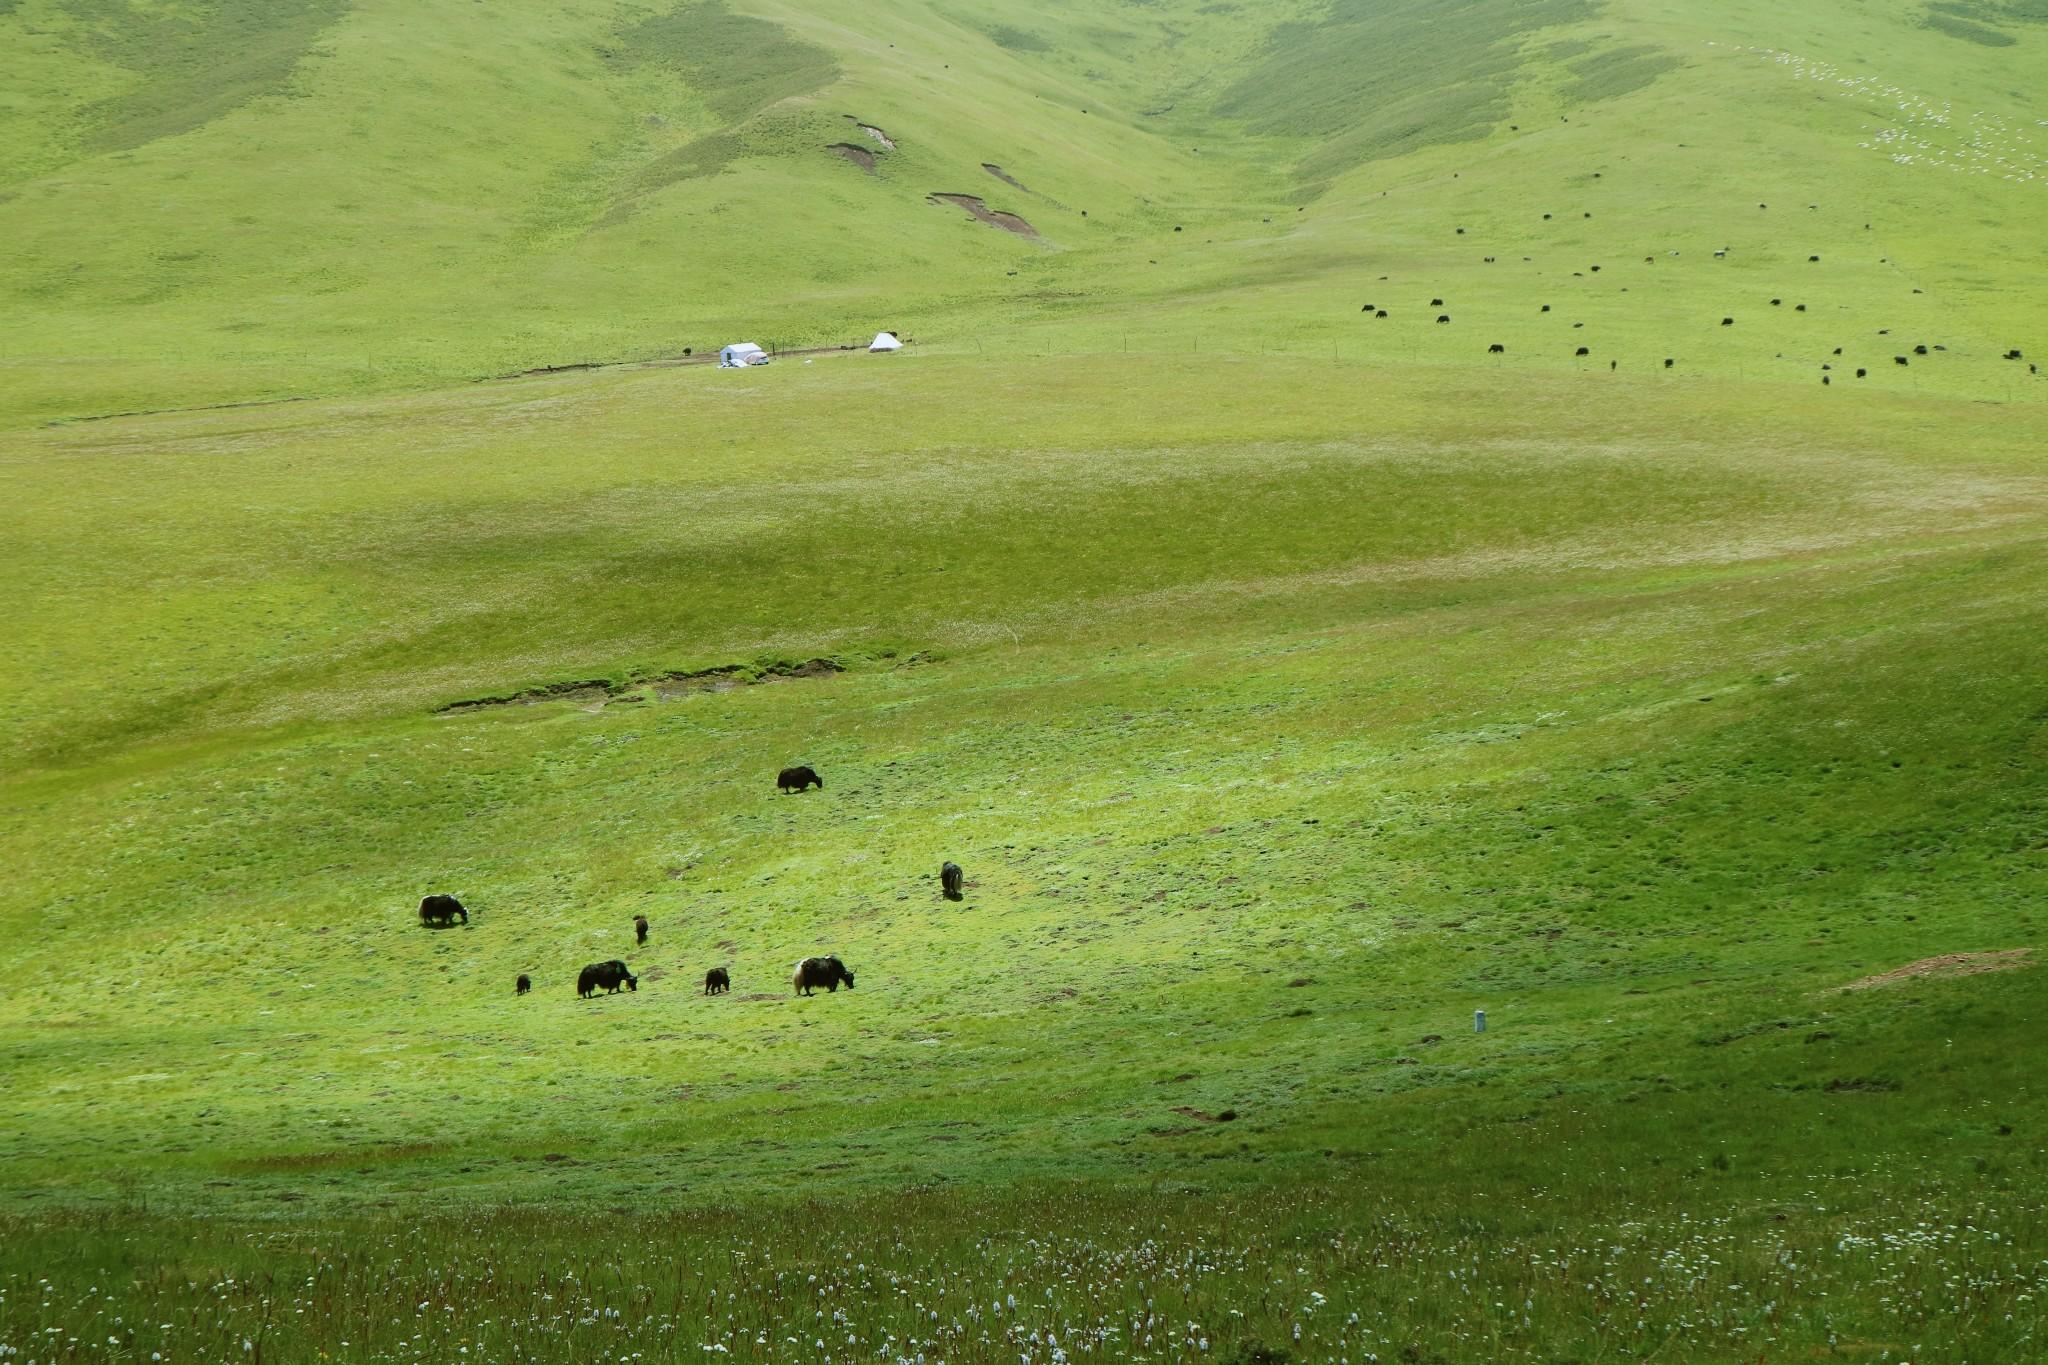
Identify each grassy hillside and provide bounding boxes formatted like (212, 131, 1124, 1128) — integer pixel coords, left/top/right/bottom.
(4, 0, 2048, 1359)
(1, 0, 2043, 422)
(4, 353, 2048, 1356)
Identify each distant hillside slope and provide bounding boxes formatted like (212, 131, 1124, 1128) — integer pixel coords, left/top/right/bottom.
(0, 0, 2042, 421)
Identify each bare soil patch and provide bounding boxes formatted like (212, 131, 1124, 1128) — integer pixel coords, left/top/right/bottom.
(843, 115, 895, 149)
(930, 192, 1038, 238)
(828, 143, 876, 172)
(1836, 949, 2031, 992)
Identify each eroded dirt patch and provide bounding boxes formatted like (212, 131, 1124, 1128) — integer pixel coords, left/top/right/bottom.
(828, 142, 876, 172)
(930, 193, 1038, 238)
(1837, 949, 2031, 992)
(436, 657, 847, 715)
(843, 115, 895, 149)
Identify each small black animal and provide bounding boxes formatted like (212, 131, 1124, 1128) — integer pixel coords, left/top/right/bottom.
(634, 914, 649, 945)
(778, 765, 823, 793)
(704, 967, 731, 995)
(942, 861, 964, 901)
(1721, 317, 1735, 327)
(1374, 310, 1388, 318)
(1436, 314, 1450, 324)
(418, 894, 467, 927)
(515, 974, 531, 995)
(578, 960, 638, 997)
(1664, 358, 1675, 368)
(1488, 343, 1505, 354)
(1575, 346, 1590, 357)
(793, 955, 855, 996)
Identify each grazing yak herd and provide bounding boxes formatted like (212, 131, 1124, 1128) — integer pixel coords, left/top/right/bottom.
(1354, 199, 2036, 386)
(415, 766, 933, 1005)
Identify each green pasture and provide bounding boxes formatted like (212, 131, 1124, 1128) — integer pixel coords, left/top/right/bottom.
(4, 353, 2048, 1356)
(1, 0, 2043, 423)
(3, 0, 2048, 1357)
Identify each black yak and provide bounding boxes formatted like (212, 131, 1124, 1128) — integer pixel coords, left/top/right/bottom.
(1374, 310, 1388, 318)
(778, 765, 823, 793)
(418, 894, 467, 927)
(793, 956, 855, 996)
(704, 967, 731, 995)
(942, 861, 964, 901)
(578, 960, 638, 997)
(634, 914, 649, 945)
(1488, 343, 1506, 354)
(1436, 314, 1450, 324)
(1575, 346, 1590, 357)
(515, 974, 531, 995)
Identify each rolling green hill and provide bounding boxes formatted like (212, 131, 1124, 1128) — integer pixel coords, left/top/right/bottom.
(1, 0, 2043, 423)
(3, 2, 2048, 1360)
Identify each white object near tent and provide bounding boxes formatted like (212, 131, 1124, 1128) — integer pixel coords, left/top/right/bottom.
(719, 342, 768, 367)
(869, 331, 903, 352)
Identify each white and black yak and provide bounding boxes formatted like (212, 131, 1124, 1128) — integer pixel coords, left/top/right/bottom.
(418, 894, 467, 927)
(792, 955, 854, 996)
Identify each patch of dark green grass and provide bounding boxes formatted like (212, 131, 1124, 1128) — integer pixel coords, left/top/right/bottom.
(1215, 0, 1589, 183)
(1923, 9, 2020, 44)
(1562, 43, 1683, 103)
(64, 0, 348, 153)
(608, 0, 838, 125)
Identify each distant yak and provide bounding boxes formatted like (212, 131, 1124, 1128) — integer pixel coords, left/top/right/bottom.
(1436, 315, 1451, 324)
(942, 861, 964, 901)
(1721, 317, 1735, 327)
(634, 914, 650, 945)
(778, 765, 824, 793)
(515, 974, 531, 996)
(704, 967, 731, 995)
(579, 960, 637, 998)
(1575, 346, 1590, 357)
(1374, 310, 1388, 318)
(1488, 343, 1506, 354)
(793, 956, 855, 996)
(419, 894, 467, 927)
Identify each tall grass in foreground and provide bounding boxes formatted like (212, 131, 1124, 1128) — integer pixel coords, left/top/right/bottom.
(4, 1184, 2041, 1362)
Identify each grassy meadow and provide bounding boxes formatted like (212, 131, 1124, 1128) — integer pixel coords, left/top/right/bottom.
(3, 0, 2048, 1360)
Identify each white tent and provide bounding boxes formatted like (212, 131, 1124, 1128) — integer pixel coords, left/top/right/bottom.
(869, 331, 903, 352)
(719, 342, 768, 367)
